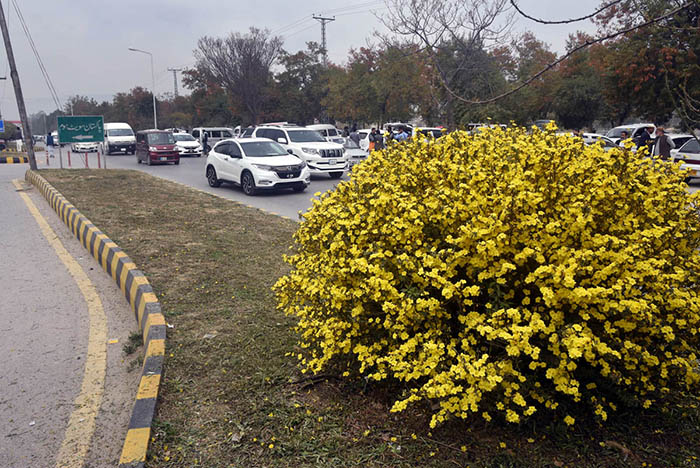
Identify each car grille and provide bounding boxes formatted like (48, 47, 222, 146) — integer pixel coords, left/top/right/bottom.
(319, 149, 343, 158)
(274, 164, 302, 178)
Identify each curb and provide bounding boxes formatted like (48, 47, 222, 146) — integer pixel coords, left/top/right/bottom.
(1, 156, 28, 164)
(25, 170, 165, 468)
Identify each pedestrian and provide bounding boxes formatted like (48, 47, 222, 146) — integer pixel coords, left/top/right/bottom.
(385, 125, 394, 145)
(46, 132, 55, 158)
(652, 127, 675, 160)
(343, 126, 350, 137)
(635, 126, 653, 154)
(395, 126, 409, 142)
(349, 129, 360, 145)
(368, 128, 376, 152)
(202, 131, 209, 155)
(373, 128, 384, 151)
(351, 123, 357, 133)
(620, 130, 629, 141)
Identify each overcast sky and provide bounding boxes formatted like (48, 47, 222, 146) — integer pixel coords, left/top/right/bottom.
(0, 0, 600, 122)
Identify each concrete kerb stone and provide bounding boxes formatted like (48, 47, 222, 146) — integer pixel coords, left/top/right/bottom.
(0, 156, 28, 164)
(24, 170, 165, 468)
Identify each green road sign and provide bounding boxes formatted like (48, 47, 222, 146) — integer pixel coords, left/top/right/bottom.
(57, 116, 104, 143)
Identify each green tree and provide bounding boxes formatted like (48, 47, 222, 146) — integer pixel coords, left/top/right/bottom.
(552, 33, 603, 130)
(274, 42, 328, 125)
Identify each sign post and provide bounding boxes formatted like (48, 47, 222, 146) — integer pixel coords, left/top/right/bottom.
(57, 116, 104, 169)
(0, 119, 5, 133)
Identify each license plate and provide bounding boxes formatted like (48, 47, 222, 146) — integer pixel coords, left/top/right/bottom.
(329, 159, 336, 165)
(160, 157, 167, 161)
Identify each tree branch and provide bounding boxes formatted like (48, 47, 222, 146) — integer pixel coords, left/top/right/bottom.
(509, 0, 626, 25)
(441, 1, 694, 106)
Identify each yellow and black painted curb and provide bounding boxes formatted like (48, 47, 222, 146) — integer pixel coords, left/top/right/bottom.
(25, 170, 164, 468)
(0, 156, 28, 163)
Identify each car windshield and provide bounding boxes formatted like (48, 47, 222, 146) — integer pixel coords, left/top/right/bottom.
(607, 127, 632, 138)
(343, 138, 360, 149)
(241, 141, 288, 157)
(147, 133, 175, 145)
(420, 129, 443, 138)
(679, 139, 700, 154)
(288, 130, 325, 143)
(108, 129, 133, 137)
(174, 134, 196, 142)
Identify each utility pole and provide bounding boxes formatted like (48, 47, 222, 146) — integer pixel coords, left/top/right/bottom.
(167, 67, 182, 97)
(0, 1, 36, 169)
(312, 15, 335, 65)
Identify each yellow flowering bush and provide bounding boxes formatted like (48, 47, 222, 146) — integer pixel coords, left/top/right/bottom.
(274, 126, 700, 427)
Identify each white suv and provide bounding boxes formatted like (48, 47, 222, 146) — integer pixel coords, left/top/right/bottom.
(250, 125, 348, 179)
(205, 138, 310, 195)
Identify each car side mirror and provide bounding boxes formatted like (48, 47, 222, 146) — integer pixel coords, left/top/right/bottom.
(277, 137, 287, 144)
(287, 149, 294, 154)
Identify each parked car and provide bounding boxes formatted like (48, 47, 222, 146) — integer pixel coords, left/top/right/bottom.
(606, 123, 655, 145)
(581, 133, 618, 150)
(205, 138, 310, 195)
(357, 128, 372, 151)
(104, 122, 136, 154)
(191, 127, 235, 150)
(135, 130, 180, 165)
(72, 142, 99, 153)
(306, 124, 345, 144)
(342, 137, 369, 168)
(413, 127, 447, 140)
(668, 134, 695, 153)
(251, 124, 347, 179)
(671, 138, 700, 182)
(173, 132, 203, 157)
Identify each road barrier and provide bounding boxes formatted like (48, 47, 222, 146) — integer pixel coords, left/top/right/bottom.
(25, 170, 165, 468)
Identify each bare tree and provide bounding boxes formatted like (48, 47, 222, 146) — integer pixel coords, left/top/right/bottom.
(194, 28, 283, 124)
(378, 0, 514, 124)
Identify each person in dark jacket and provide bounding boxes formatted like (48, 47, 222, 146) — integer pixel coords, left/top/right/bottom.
(202, 131, 209, 155)
(635, 126, 653, 154)
(373, 128, 384, 151)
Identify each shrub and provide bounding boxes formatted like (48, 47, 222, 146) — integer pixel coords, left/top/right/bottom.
(274, 126, 700, 427)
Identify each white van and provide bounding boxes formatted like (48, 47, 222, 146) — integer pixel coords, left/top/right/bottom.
(104, 122, 136, 154)
(191, 127, 234, 150)
(306, 124, 344, 144)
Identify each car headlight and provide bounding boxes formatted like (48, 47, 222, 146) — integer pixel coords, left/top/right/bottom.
(302, 147, 319, 155)
(252, 163, 275, 171)
(298, 160, 307, 168)
(149, 146, 158, 151)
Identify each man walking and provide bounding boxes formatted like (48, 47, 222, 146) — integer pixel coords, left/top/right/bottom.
(653, 127, 675, 160)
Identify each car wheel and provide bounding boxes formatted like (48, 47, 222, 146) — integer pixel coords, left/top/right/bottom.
(329, 172, 343, 179)
(206, 166, 222, 187)
(293, 183, 306, 193)
(241, 171, 257, 196)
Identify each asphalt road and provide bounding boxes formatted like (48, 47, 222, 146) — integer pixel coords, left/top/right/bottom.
(0, 164, 138, 467)
(33, 148, 700, 219)
(102, 152, 348, 220)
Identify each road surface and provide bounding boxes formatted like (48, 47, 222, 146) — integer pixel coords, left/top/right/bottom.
(0, 164, 139, 467)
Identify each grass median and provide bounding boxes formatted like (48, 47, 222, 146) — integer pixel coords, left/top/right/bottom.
(40, 169, 700, 468)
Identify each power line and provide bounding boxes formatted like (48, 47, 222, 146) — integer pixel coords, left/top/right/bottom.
(10, 0, 62, 111)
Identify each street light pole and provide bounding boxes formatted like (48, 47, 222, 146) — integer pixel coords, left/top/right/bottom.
(128, 47, 158, 129)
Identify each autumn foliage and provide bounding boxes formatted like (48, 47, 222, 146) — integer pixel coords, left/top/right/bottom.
(275, 127, 700, 427)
